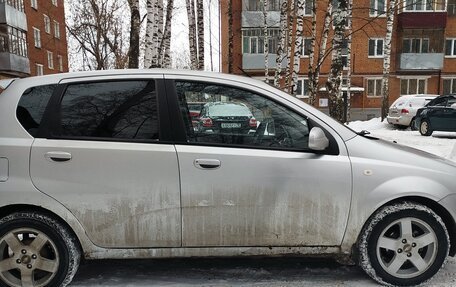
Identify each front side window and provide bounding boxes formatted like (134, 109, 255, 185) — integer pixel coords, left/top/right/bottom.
(16, 84, 56, 136)
(368, 38, 384, 57)
(400, 78, 426, 95)
(59, 81, 159, 141)
(175, 81, 314, 151)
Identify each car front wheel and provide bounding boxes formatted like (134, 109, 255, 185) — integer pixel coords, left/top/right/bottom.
(419, 119, 433, 136)
(0, 212, 80, 287)
(358, 202, 449, 286)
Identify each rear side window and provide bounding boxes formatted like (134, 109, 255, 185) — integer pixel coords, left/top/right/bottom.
(17, 84, 56, 136)
(59, 81, 159, 141)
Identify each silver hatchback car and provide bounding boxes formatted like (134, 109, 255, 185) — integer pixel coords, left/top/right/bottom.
(0, 70, 455, 287)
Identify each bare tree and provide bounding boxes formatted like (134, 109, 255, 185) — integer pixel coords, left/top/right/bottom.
(127, 0, 140, 68)
(67, 0, 129, 70)
(228, 0, 234, 73)
(186, 0, 198, 69)
(292, 0, 306, 95)
(263, 0, 269, 81)
(274, 0, 288, 88)
(345, 0, 353, 122)
(381, 0, 397, 121)
(284, 0, 295, 92)
(197, 0, 205, 69)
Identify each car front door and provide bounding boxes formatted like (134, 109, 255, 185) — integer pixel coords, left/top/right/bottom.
(30, 77, 182, 248)
(167, 78, 352, 247)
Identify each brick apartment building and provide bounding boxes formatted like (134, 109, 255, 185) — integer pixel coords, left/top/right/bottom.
(220, 0, 456, 120)
(0, 0, 68, 80)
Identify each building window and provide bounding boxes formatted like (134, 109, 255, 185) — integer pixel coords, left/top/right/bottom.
(370, 0, 386, 16)
(52, 0, 58, 6)
(341, 39, 348, 70)
(443, 78, 456, 94)
(36, 64, 44, 76)
(296, 78, 310, 98)
(368, 38, 384, 57)
(47, 51, 54, 69)
(242, 28, 280, 54)
(404, 0, 446, 11)
(301, 38, 312, 57)
(402, 38, 429, 53)
(367, 78, 383, 97)
(245, 0, 280, 11)
(31, 0, 38, 9)
(400, 78, 426, 95)
(445, 38, 456, 56)
(33, 27, 41, 48)
(57, 55, 63, 71)
(2, 0, 24, 12)
(54, 21, 60, 39)
(4, 26, 27, 57)
(449, 0, 456, 15)
(44, 15, 51, 34)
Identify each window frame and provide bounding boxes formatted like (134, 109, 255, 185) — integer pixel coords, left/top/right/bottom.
(402, 38, 430, 53)
(445, 38, 456, 57)
(57, 55, 63, 72)
(44, 15, 51, 34)
(31, 0, 38, 9)
(53, 21, 60, 39)
(400, 78, 428, 95)
(33, 27, 41, 48)
(47, 51, 54, 69)
(368, 38, 384, 58)
(366, 78, 383, 98)
(443, 78, 456, 94)
(36, 63, 44, 76)
(37, 78, 173, 143)
(296, 78, 310, 98)
(52, 0, 58, 6)
(403, 0, 447, 11)
(370, 0, 387, 17)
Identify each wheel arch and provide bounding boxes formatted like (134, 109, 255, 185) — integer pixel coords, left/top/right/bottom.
(0, 204, 83, 256)
(357, 196, 456, 257)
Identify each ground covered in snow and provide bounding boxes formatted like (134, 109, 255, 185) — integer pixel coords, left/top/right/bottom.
(71, 118, 456, 286)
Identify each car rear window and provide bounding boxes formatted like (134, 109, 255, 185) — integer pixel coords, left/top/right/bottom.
(208, 104, 253, 117)
(16, 84, 56, 136)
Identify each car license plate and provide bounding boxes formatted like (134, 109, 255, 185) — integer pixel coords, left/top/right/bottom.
(221, 123, 241, 128)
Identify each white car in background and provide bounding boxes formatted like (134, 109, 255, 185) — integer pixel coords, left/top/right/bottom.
(387, 94, 439, 128)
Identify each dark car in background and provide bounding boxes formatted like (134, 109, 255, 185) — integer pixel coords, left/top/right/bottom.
(197, 102, 257, 134)
(415, 95, 456, 136)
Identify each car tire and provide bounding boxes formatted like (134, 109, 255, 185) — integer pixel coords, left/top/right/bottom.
(419, 119, 433, 136)
(0, 212, 81, 287)
(358, 202, 449, 286)
(409, 118, 417, 131)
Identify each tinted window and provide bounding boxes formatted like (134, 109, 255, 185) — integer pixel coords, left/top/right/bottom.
(428, 97, 447, 107)
(60, 81, 159, 140)
(17, 84, 56, 136)
(176, 81, 314, 151)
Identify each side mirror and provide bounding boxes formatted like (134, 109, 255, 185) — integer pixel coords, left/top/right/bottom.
(309, 127, 330, 151)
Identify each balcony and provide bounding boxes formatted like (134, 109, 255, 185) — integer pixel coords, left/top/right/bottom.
(0, 2, 27, 30)
(0, 52, 30, 75)
(242, 11, 280, 28)
(242, 54, 287, 70)
(399, 53, 444, 70)
(398, 12, 447, 29)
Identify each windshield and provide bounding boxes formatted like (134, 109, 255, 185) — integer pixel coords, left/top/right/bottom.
(208, 103, 253, 117)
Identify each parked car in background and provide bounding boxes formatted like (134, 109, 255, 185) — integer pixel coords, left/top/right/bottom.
(415, 94, 456, 136)
(1, 70, 456, 287)
(196, 102, 257, 134)
(387, 94, 438, 129)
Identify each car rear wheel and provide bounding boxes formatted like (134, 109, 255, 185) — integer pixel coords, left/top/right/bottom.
(358, 202, 449, 286)
(419, 119, 433, 136)
(409, 117, 417, 131)
(0, 212, 80, 287)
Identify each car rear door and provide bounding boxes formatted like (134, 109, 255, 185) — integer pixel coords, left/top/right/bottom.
(165, 76, 352, 247)
(30, 75, 182, 248)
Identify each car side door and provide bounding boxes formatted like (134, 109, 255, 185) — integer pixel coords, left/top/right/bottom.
(30, 76, 182, 248)
(165, 77, 353, 247)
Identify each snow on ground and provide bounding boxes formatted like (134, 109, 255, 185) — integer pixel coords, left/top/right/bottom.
(71, 118, 456, 286)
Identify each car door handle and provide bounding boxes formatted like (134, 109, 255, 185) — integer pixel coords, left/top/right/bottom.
(194, 159, 221, 170)
(45, 152, 72, 162)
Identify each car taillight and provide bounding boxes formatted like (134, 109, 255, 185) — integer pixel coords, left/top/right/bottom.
(401, 109, 409, 114)
(202, 118, 213, 127)
(249, 117, 257, 128)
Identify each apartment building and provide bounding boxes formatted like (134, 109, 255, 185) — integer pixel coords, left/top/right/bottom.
(0, 0, 68, 80)
(220, 0, 456, 120)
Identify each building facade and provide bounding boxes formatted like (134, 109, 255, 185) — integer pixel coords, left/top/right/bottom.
(220, 0, 456, 120)
(0, 0, 68, 80)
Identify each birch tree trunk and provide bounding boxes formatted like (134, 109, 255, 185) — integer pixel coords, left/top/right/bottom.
(309, 1, 332, 106)
(228, 0, 233, 73)
(197, 0, 205, 70)
(307, 0, 317, 105)
(345, 0, 353, 122)
(263, 0, 269, 81)
(274, 0, 288, 89)
(144, 0, 156, 68)
(151, 0, 164, 67)
(381, 0, 397, 121)
(208, 0, 214, 71)
(327, 0, 347, 123)
(285, 0, 295, 93)
(186, 0, 198, 69)
(160, 0, 174, 67)
(127, 0, 140, 68)
(292, 0, 305, 95)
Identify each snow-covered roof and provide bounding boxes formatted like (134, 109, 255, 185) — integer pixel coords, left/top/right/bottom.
(319, 86, 364, 92)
